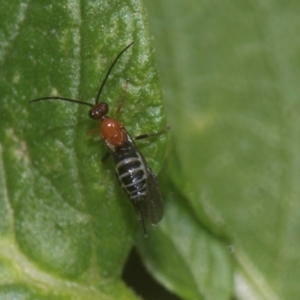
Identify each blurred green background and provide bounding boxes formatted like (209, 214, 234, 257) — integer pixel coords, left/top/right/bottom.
(142, 1, 300, 299)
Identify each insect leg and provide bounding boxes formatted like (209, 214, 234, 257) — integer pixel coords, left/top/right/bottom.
(114, 78, 129, 118)
(140, 211, 147, 238)
(135, 125, 170, 140)
(101, 152, 110, 163)
(133, 201, 148, 237)
(87, 128, 100, 135)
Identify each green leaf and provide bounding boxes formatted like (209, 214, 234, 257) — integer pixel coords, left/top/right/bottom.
(144, 0, 300, 299)
(137, 175, 233, 300)
(0, 0, 167, 298)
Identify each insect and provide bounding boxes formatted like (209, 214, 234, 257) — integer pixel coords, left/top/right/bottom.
(29, 42, 166, 236)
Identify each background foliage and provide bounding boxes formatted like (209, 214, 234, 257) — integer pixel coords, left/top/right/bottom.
(143, 1, 300, 299)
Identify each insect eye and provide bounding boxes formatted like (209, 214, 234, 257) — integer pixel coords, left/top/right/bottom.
(89, 102, 108, 120)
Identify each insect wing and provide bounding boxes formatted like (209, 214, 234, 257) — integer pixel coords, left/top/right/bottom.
(142, 160, 164, 224)
(124, 132, 164, 224)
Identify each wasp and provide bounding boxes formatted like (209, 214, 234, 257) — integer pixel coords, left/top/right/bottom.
(30, 42, 167, 236)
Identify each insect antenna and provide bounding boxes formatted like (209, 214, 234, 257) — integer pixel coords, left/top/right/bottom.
(29, 96, 93, 107)
(29, 42, 134, 106)
(94, 41, 134, 104)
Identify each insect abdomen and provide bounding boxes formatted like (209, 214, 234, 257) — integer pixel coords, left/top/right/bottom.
(115, 151, 147, 199)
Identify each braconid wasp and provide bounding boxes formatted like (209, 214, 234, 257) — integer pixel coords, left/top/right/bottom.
(29, 42, 167, 236)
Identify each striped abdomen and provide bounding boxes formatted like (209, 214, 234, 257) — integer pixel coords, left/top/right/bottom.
(115, 150, 148, 199)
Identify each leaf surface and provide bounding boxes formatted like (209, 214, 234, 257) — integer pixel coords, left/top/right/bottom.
(0, 0, 167, 298)
(143, 0, 300, 299)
